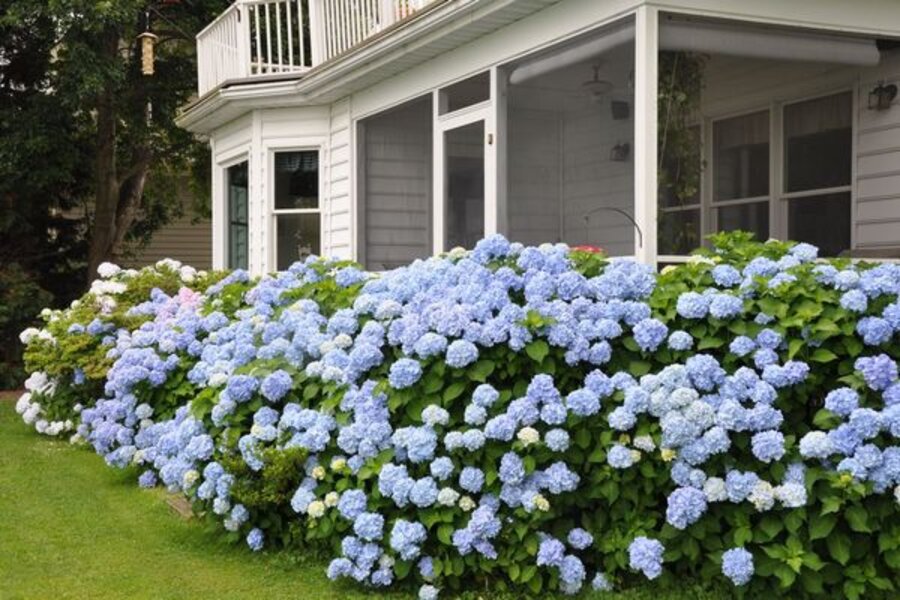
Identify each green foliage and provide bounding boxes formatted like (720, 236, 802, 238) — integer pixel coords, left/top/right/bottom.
(0, 264, 52, 389)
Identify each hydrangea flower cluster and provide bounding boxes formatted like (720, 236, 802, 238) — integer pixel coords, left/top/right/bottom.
(17, 234, 900, 598)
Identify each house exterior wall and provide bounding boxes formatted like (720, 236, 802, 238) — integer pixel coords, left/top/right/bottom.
(199, 0, 900, 273)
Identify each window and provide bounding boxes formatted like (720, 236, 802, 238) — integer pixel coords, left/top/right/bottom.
(783, 92, 852, 256)
(439, 72, 490, 115)
(272, 150, 320, 270)
(712, 110, 770, 242)
(659, 125, 702, 255)
(227, 161, 249, 270)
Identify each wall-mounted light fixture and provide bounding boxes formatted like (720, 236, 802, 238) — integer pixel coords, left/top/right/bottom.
(869, 81, 898, 110)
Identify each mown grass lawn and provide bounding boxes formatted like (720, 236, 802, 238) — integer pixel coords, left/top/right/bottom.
(0, 393, 727, 600)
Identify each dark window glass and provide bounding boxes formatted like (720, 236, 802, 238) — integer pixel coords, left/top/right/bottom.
(788, 192, 851, 257)
(227, 161, 249, 270)
(713, 111, 769, 202)
(274, 151, 319, 209)
(717, 201, 769, 242)
(784, 92, 852, 193)
(276, 213, 320, 270)
(440, 72, 490, 115)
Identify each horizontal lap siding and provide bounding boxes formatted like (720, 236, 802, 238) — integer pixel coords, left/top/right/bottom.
(125, 218, 213, 269)
(856, 52, 900, 248)
(360, 98, 432, 270)
(328, 99, 353, 259)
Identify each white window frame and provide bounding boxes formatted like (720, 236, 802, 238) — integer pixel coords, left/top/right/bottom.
(217, 149, 251, 271)
(701, 87, 855, 253)
(433, 89, 495, 255)
(267, 144, 324, 271)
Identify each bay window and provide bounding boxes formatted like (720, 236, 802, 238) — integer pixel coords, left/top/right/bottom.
(227, 161, 249, 270)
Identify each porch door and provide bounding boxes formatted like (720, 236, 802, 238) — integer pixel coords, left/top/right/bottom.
(434, 106, 494, 253)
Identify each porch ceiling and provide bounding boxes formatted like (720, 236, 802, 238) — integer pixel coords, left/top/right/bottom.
(177, 0, 563, 133)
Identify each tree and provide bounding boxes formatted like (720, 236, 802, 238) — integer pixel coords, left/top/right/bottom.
(0, 0, 229, 286)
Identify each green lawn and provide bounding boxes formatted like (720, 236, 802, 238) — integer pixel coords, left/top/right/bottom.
(0, 393, 727, 599)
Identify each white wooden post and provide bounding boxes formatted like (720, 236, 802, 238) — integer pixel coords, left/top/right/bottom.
(236, 2, 251, 78)
(379, 0, 396, 30)
(308, 0, 324, 65)
(633, 5, 658, 265)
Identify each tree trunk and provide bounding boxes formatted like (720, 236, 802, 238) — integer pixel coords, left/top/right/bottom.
(110, 147, 152, 261)
(86, 27, 121, 283)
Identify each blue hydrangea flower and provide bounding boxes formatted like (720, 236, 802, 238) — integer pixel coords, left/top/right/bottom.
(629, 536, 664, 579)
(246, 527, 264, 551)
(825, 387, 859, 417)
(353, 512, 384, 541)
(633, 318, 668, 352)
(446, 340, 478, 368)
(608, 444, 636, 469)
(537, 537, 565, 567)
(459, 467, 485, 493)
(667, 330, 693, 351)
(567, 528, 594, 550)
(545, 428, 570, 452)
(751, 430, 785, 463)
(721, 547, 754, 586)
(666, 487, 707, 529)
(389, 358, 423, 389)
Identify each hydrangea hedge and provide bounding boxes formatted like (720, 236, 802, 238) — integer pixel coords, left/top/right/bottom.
(16, 232, 900, 599)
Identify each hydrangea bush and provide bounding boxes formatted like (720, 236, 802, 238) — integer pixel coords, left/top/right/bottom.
(17, 232, 900, 599)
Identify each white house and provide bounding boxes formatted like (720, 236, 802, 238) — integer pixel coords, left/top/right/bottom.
(177, 0, 900, 274)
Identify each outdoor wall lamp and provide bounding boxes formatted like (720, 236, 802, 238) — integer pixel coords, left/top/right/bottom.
(869, 82, 897, 110)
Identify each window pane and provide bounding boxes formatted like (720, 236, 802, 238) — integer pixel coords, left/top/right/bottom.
(439, 72, 490, 115)
(717, 201, 768, 242)
(713, 111, 769, 202)
(274, 151, 319, 209)
(784, 92, 852, 193)
(444, 121, 485, 251)
(659, 209, 701, 255)
(276, 213, 320, 270)
(788, 192, 850, 257)
(227, 161, 249, 270)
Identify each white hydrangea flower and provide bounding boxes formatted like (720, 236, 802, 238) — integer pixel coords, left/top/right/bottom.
(96, 262, 121, 279)
(208, 372, 228, 388)
(324, 492, 339, 507)
(516, 427, 540, 446)
(703, 477, 727, 502)
(458, 496, 476, 511)
(156, 258, 183, 271)
(179, 265, 197, 282)
(333, 334, 353, 349)
(437, 487, 460, 507)
(422, 404, 450, 427)
(311, 466, 326, 480)
(18, 327, 39, 344)
(307, 500, 326, 518)
(14, 392, 31, 414)
(633, 435, 656, 452)
(183, 470, 200, 488)
(749, 480, 775, 512)
(533, 493, 550, 512)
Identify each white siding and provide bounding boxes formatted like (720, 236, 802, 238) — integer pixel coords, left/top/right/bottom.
(327, 98, 353, 259)
(856, 52, 900, 249)
(211, 115, 253, 270)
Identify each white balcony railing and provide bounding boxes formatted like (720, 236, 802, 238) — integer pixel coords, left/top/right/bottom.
(197, 0, 437, 95)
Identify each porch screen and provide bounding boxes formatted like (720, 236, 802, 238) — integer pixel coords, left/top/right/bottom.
(227, 161, 249, 270)
(505, 16, 636, 256)
(357, 96, 433, 270)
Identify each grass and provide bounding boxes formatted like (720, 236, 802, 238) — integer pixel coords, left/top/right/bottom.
(0, 392, 727, 600)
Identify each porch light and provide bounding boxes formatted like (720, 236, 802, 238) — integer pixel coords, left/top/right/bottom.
(869, 82, 898, 110)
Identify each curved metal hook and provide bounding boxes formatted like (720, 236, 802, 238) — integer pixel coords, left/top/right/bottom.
(583, 207, 643, 248)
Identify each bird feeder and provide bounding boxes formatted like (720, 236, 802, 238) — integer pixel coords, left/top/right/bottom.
(138, 31, 159, 76)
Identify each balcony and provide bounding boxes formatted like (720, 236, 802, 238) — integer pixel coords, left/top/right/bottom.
(196, 0, 438, 95)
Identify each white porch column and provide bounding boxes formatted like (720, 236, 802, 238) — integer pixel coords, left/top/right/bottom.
(633, 5, 659, 265)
